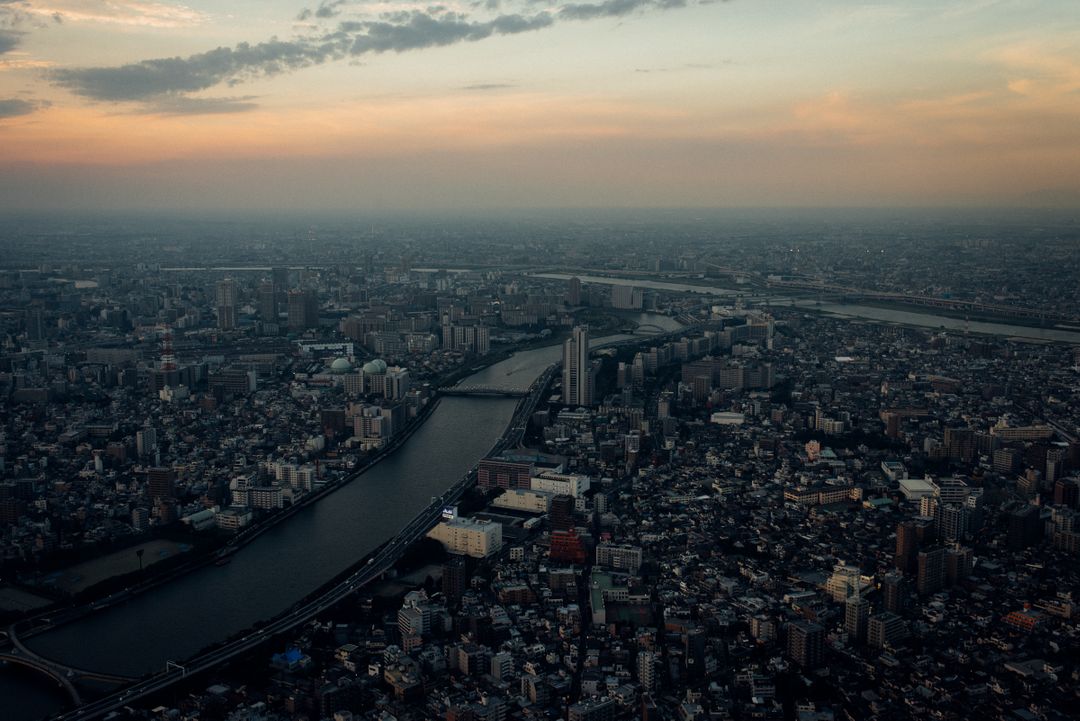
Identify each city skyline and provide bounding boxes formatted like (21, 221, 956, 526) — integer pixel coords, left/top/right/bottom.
(1, 0, 1079, 211)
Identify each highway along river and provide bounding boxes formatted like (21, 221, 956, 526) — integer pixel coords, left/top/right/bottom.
(2, 313, 679, 720)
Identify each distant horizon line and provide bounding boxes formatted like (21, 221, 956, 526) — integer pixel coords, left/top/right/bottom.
(1, 204, 1078, 218)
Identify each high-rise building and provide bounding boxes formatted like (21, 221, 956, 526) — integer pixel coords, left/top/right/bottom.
(894, 521, 917, 573)
(844, 595, 869, 645)
(25, 308, 45, 341)
(1054, 479, 1079, 508)
(272, 266, 289, 292)
(562, 326, 594, 407)
(216, 278, 238, 330)
(442, 554, 469, 605)
(287, 289, 319, 330)
(258, 279, 278, 321)
(637, 650, 657, 692)
(880, 571, 907, 613)
(136, 427, 158, 458)
(787, 620, 824, 668)
(916, 547, 945, 595)
(945, 545, 974, 586)
(549, 494, 575, 531)
(567, 276, 582, 306)
(611, 285, 643, 309)
(938, 503, 969, 542)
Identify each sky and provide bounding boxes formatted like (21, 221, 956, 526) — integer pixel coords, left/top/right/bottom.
(0, 0, 1079, 212)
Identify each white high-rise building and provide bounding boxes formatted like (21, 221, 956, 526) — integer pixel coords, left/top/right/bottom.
(562, 326, 594, 406)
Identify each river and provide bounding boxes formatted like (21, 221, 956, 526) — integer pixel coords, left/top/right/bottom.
(533, 273, 1080, 344)
(1, 313, 680, 720)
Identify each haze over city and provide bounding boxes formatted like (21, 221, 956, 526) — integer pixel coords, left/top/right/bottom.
(1, 0, 1079, 211)
(2, 3, 1080, 721)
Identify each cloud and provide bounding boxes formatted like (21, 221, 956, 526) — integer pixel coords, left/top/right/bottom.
(140, 95, 260, 115)
(17, 1, 206, 28)
(52, 0, 709, 107)
(0, 30, 20, 54)
(0, 52, 53, 69)
(0, 96, 44, 117)
(52, 38, 350, 101)
(559, 0, 683, 21)
(316, 0, 348, 18)
(462, 82, 515, 90)
(53, 10, 556, 102)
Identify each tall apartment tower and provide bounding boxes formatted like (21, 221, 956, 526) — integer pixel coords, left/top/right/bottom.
(288, 289, 319, 330)
(258, 279, 278, 321)
(216, 278, 238, 330)
(787, 620, 824, 668)
(917, 547, 946, 595)
(844, 593, 870, 645)
(894, 521, 917, 573)
(562, 326, 593, 407)
(637, 650, 657, 691)
(566, 276, 582, 306)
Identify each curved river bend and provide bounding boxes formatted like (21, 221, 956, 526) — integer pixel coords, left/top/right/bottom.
(2, 314, 679, 719)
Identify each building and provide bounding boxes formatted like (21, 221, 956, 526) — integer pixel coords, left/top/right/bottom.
(531, 470, 590, 498)
(477, 459, 534, 490)
(548, 494, 575, 531)
(611, 285, 644, 310)
(216, 278, 238, 330)
(136, 427, 158, 459)
(442, 554, 469, 604)
(595, 543, 643, 574)
(549, 529, 587, 564)
(427, 517, 502, 558)
(288, 289, 319, 330)
(491, 488, 552, 513)
(568, 697, 616, 721)
(258, 279, 278, 321)
(562, 326, 595, 407)
(826, 562, 868, 602)
(567, 276, 582, 306)
(844, 595, 869, 645)
(787, 620, 824, 668)
(868, 612, 908, 648)
(917, 547, 945, 595)
(637, 650, 657, 691)
(945, 545, 974, 586)
(880, 571, 908, 613)
(147, 467, 175, 501)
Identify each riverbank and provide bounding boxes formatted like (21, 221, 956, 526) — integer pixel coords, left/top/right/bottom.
(8, 394, 445, 652)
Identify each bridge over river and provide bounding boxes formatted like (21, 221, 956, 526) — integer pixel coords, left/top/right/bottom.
(1, 625, 135, 705)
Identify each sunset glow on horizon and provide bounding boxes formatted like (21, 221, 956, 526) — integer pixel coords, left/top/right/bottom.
(2, 0, 1079, 211)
